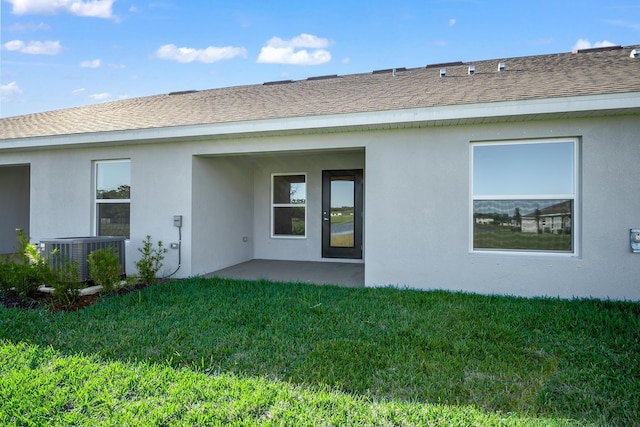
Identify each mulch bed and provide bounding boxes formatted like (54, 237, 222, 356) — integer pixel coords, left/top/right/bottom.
(0, 282, 153, 312)
(0, 290, 101, 312)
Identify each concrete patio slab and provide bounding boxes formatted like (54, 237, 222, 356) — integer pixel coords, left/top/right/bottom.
(204, 259, 364, 288)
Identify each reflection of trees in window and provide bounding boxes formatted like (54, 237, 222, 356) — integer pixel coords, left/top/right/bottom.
(473, 200, 572, 251)
(272, 174, 306, 237)
(97, 204, 130, 237)
(96, 161, 130, 238)
(472, 140, 576, 252)
(97, 185, 130, 200)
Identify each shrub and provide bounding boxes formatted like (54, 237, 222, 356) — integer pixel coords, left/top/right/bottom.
(0, 229, 55, 297)
(52, 257, 82, 307)
(0, 259, 13, 292)
(135, 235, 167, 286)
(88, 248, 122, 294)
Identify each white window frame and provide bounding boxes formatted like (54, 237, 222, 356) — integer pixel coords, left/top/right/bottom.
(271, 172, 307, 239)
(94, 159, 131, 239)
(470, 138, 579, 256)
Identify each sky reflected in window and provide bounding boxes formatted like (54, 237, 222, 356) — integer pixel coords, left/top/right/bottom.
(473, 142, 574, 196)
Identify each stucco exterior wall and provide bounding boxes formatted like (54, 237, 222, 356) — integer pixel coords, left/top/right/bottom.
(364, 115, 640, 299)
(1, 113, 638, 299)
(251, 151, 365, 262)
(3, 144, 191, 277)
(191, 156, 254, 276)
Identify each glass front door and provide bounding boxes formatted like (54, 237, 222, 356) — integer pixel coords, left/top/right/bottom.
(322, 170, 363, 259)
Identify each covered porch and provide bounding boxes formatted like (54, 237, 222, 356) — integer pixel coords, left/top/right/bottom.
(204, 259, 364, 288)
(190, 148, 366, 279)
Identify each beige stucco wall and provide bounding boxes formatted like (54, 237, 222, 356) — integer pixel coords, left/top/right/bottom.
(251, 151, 365, 262)
(1, 113, 639, 299)
(0, 144, 191, 276)
(365, 115, 640, 299)
(191, 155, 254, 276)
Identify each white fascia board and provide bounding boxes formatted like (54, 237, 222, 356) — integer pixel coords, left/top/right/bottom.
(3, 92, 640, 151)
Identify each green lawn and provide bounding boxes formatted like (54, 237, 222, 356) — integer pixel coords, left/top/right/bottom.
(1, 278, 639, 426)
(474, 227, 572, 251)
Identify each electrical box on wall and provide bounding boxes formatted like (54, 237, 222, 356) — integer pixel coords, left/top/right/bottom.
(174, 215, 182, 227)
(631, 229, 640, 253)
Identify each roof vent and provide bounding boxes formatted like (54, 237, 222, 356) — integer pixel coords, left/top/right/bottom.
(426, 61, 464, 69)
(372, 67, 406, 75)
(468, 65, 475, 76)
(440, 68, 446, 77)
(168, 90, 198, 96)
(575, 45, 622, 54)
(498, 62, 506, 72)
(631, 49, 640, 58)
(263, 80, 293, 86)
(307, 74, 339, 81)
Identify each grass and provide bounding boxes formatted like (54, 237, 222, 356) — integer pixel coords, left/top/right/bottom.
(330, 233, 354, 247)
(474, 227, 572, 251)
(1, 278, 639, 426)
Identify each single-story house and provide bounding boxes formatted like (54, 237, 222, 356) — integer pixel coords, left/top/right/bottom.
(1, 45, 639, 300)
(521, 200, 572, 235)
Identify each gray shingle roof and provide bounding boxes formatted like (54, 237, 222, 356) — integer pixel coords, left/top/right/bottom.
(1, 45, 639, 140)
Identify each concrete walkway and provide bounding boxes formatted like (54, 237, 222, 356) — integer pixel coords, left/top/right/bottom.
(205, 259, 364, 288)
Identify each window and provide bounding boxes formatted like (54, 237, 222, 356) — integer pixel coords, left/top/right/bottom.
(272, 173, 306, 237)
(471, 139, 577, 253)
(95, 160, 130, 239)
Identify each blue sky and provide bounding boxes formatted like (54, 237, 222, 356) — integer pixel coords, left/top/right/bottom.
(1, 0, 639, 118)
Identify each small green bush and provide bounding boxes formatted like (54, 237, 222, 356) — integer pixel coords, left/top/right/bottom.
(52, 258, 82, 307)
(0, 259, 13, 292)
(135, 235, 167, 286)
(88, 248, 122, 294)
(0, 229, 55, 297)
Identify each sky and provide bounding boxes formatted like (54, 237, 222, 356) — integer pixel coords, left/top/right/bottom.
(1, 0, 639, 118)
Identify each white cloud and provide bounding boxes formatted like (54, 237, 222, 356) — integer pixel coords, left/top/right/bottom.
(257, 33, 332, 65)
(80, 59, 101, 68)
(1, 81, 23, 98)
(341, 57, 351, 65)
(7, 0, 115, 18)
(89, 92, 111, 100)
(72, 88, 86, 94)
(265, 34, 331, 49)
(449, 18, 456, 26)
(572, 38, 617, 52)
(155, 44, 247, 63)
(6, 22, 51, 32)
(3, 39, 62, 55)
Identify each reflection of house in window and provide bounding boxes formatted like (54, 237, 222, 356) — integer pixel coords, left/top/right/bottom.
(474, 215, 494, 225)
(521, 200, 572, 235)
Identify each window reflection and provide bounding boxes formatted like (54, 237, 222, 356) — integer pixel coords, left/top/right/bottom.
(95, 160, 130, 238)
(272, 174, 306, 237)
(96, 161, 131, 199)
(273, 175, 306, 204)
(473, 199, 572, 251)
(330, 178, 354, 248)
(472, 140, 576, 252)
(473, 142, 574, 196)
